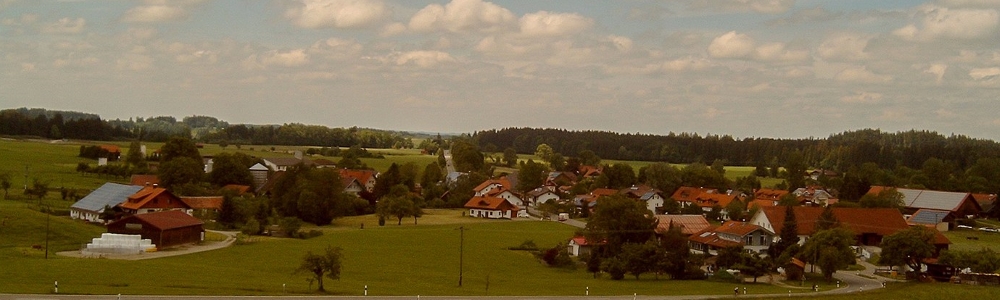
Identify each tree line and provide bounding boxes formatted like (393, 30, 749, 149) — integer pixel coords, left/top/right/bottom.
(473, 127, 1000, 173)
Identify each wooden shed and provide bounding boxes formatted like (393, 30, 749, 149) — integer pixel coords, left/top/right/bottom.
(107, 210, 204, 249)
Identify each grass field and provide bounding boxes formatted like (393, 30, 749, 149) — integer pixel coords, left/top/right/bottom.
(943, 228, 1000, 252)
(1, 206, 804, 296)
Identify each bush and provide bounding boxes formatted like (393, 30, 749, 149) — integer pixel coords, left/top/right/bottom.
(541, 243, 575, 269)
(602, 257, 626, 280)
(297, 230, 323, 239)
(509, 240, 539, 251)
(709, 270, 739, 282)
(241, 219, 260, 235)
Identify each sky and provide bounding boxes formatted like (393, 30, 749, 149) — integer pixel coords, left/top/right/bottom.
(2, 0, 1000, 140)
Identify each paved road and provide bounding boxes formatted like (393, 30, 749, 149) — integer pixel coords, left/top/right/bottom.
(443, 150, 455, 174)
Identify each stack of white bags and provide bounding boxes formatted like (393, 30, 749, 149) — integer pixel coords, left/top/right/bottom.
(82, 233, 154, 255)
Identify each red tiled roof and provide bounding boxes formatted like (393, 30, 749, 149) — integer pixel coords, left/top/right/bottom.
(655, 215, 711, 235)
(339, 169, 376, 185)
(761, 206, 910, 236)
(180, 196, 223, 210)
(591, 188, 618, 198)
(474, 177, 512, 193)
(754, 188, 788, 201)
(749, 199, 778, 209)
(715, 220, 770, 236)
(688, 226, 742, 248)
(221, 184, 250, 195)
(100, 145, 121, 153)
(692, 192, 737, 208)
(464, 196, 517, 210)
(570, 236, 605, 246)
(113, 210, 203, 231)
(129, 174, 160, 186)
(670, 186, 719, 203)
(118, 186, 189, 210)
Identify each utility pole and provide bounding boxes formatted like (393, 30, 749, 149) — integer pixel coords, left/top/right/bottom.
(24, 164, 29, 191)
(456, 226, 466, 287)
(45, 207, 50, 259)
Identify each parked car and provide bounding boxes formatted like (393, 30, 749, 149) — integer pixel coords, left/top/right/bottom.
(957, 225, 974, 229)
(978, 227, 999, 233)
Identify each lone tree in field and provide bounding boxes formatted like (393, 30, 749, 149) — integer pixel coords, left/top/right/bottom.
(0, 172, 12, 199)
(297, 246, 343, 292)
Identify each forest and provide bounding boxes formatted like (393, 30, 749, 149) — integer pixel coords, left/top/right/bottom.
(0, 108, 411, 148)
(474, 127, 1000, 172)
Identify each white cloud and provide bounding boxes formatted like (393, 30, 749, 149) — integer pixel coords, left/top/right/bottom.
(841, 91, 883, 103)
(687, 0, 796, 14)
(708, 31, 755, 58)
(817, 32, 870, 61)
(608, 35, 633, 52)
(394, 50, 455, 68)
(41, 17, 85, 34)
(969, 67, 1000, 80)
(662, 56, 712, 72)
(244, 49, 310, 69)
(408, 0, 515, 33)
(753, 42, 808, 62)
(517, 11, 593, 38)
(380, 22, 406, 37)
(835, 66, 893, 83)
(924, 64, 948, 83)
(286, 0, 389, 29)
(121, 5, 187, 23)
(116, 54, 153, 71)
(893, 5, 999, 41)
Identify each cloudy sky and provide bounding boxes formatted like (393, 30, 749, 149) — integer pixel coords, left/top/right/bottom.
(2, 0, 999, 140)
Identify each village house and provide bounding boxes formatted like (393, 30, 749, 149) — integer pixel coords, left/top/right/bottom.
(526, 187, 560, 206)
(688, 221, 774, 256)
(749, 188, 789, 208)
(107, 210, 204, 249)
(339, 169, 378, 193)
(867, 186, 982, 222)
(180, 196, 224, 217)
(750, 206, 950, 256)
(620, 184, 665, 213)
(567, 236, 604, 257)
(464, 196, 525, 219)
(792, 186, 838, 207)
(654, 214, 711, 236)
(70, 183, 143, 223)
(117, 185, 191, 215)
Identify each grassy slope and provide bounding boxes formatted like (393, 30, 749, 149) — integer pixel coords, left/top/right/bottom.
(943, 228, 1000, 252)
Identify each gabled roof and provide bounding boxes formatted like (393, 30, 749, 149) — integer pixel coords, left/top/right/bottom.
(692, 192, 737, 208)
(907, 209, 952, 225)
(867, 186, 982, 213)
(71, 183, 143, 213)
(264, 157, 305, 167)
(340, 169, 377, 184)
(474, 177, 512, 193)
(670, 186, 719, 202)
(569, 236, 604, 246)
(118, 186, 189, 210)
(754, 188, 788, 200)
(464, 196, 517, 210)
(591, 188, 618, 198)
(221, 184, 250, 195)
(312, 158, 336, 167)
(527, 187, 558, 198)
(249, 163, 269, 171)
(110, 210, 203, 231)
(100, 145, 121, 153)
(973, 193, 997, 212)
(655, 215, 711, 235)
(688, 226, 742, 248)
(579, 165, 602, 177)
(760, 206, 910, 236)
(129, 174, 160, 186)
(180, 196, 224, 210)
(715, 220, 771, 236)
(621, 184, 662, 199)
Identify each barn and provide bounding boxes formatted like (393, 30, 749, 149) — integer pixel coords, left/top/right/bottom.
(107, 210, 204, 249)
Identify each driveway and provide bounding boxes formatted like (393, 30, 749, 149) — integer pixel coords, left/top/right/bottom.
(56, 230, 238, 260)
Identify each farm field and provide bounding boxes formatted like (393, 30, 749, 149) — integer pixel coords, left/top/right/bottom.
(3, 205, 806, 297)
(943, 228, 1000, 252)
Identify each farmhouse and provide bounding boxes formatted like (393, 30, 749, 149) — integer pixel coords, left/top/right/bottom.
(180, 196, 224, 215)
(107, 210, 204, 249)
(750, 206, 950, 250)
(688, 221, 774, 255)
(567, 236, 603, 257)
(464, 196, 525, 219)
(473, 177, 513, 196)
(654, 214, 711, 236)
(262, 157, 305, 172)
(117, 185, 191, 215)
(70, 183, 143, 223)
(620, 184, 665, 213)
(339, 169, 378, 193)
(866, 186, 982, 220)
(526, 187, 560, 206)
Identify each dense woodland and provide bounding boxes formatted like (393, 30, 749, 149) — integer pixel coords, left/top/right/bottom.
(0, 108, 412, 148)
(474, 128, 1000, 171)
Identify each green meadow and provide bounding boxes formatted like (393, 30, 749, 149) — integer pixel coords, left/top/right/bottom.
(3, 205, 806, 296)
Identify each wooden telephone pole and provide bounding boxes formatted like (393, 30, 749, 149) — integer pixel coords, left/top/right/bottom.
(456, 226, 467, 287)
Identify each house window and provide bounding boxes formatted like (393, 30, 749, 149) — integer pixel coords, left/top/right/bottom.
(760, 235, 766, 245)
(745, 236, 752, 245)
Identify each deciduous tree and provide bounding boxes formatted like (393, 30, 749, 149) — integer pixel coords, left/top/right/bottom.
(585, 195, 657, 256)
(297, 246, 343, 292)
(800, 228, 855, 280)
(879, 226, 937, 276)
